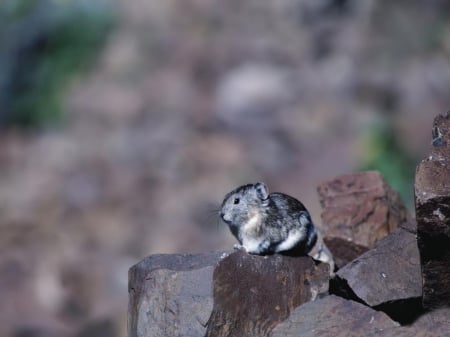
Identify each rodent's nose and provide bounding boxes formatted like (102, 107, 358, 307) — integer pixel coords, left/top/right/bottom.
(219, 210, 225, 219)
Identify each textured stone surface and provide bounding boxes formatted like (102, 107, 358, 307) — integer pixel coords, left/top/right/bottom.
(205, 250, 329, 337)
(323, 237, 369, 270)
(408, 306, 450, 336)
(365, 307, 450, 337)
(269, 295, 398, 337)
(318, 171, 410, 249)
(415, 112, 450, 309)
(128, 252, 225, 337)
(430, 112, 450, 159)
(335, 229, 422, 310)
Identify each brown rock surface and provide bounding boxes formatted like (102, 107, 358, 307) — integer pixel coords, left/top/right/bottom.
(323, 237, 369, 270)
(430, 112, 450, 159)
(415, 112, 450, 309)
(334, 228, 422, 322)
(318, 171, 410, 250)
(128, 252, 225, 337)
(365, 307, 450, 337)
(205, 250, 329, 337)
(408, 307, 450, 336)
(317, 171, 411, 270)
(269, 295, 398, 337)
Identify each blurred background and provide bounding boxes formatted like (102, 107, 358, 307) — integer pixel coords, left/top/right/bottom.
(1, 0, 449, 336)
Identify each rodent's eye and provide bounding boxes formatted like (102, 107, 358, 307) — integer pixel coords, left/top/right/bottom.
(233, 197, 240, 205)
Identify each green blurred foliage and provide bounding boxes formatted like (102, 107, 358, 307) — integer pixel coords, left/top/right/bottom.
(359, 120, 417, 208)
(0, 0, 115, 129)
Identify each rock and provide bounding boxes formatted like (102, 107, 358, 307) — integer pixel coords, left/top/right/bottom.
(333, 228, 422, 323)
(399, 218, 417, 233)
(415, 112, 450, 309)
(317, 171, 411, 251)
(269, 295, 399, 337)
(365, 327, 429, 337)
(323, 237, 369, 270)
(364, 307, 450, 337)
(408, 306, 450, 335)
(430, 111, 450, 159)
(205, 250, 329, 337)
(128, 252, 225, 337)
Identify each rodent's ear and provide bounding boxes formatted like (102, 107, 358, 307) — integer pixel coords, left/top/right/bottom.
(255, 182, 269, 201)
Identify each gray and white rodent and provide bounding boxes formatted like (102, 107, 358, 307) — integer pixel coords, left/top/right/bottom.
(220, 182, 334, 269)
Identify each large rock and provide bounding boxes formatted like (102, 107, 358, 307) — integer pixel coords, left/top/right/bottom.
(317, 171, 411, 269)
(205, 250, 329, 337)
(128, 252, 225, 337)
(406, 306, 450, 335)
(415, 112, 450, 309)
(269, 295, 398, 337)
(364, 307, 450, 337)
(323, 237, 369, 270)
(334, 228, 422, 323)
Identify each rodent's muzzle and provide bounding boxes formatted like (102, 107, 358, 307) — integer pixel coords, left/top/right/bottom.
(219, 210, 231, 224)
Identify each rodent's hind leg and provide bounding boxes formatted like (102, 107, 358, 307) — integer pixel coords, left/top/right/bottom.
(274, 229, 305, 253)
(241, 238, 271, 255)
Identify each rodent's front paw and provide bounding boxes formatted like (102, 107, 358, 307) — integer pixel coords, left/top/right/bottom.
(233, 244, 245, 251)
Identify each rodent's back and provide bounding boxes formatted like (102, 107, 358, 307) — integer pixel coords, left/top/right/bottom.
(267, 192, 308, 218)
(252, 192, 312, 239)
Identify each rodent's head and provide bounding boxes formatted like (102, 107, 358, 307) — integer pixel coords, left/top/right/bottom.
(220, 182, 269, 227)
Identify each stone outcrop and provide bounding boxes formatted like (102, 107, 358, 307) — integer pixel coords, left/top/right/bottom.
(332, 227, 422, 323)
(269, 295, 399, 337)
(415, 112, 450, 309)
(323, 236, 369, 270)
(205, 250, 329, 337)
(364, 307, 450, 337)
(128, 252, 225, 337)
(128, 112, 450, 337)
(317, 171, 410, 268)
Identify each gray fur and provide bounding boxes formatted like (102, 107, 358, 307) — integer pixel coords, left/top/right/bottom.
(220, 182, 317, 255)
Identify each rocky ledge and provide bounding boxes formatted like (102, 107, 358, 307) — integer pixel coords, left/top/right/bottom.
(128, 113, 450, 337)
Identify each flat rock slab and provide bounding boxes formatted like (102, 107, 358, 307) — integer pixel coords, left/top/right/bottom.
(269, 295, 398, 337)
(128, 252, 225, 337)
(205, 250, 329, 337)
(415, 112, 450, 309)
(408, 306, 450, 336)
(318, 171, 410, 250)
(365, 307, 450, 337)
(335, 229, 421, 310)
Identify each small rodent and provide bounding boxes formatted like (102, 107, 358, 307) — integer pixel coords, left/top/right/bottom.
(220, 182, 318, 255)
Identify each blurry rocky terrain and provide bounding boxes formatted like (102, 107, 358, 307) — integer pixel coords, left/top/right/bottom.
(1, 0, 450, 336)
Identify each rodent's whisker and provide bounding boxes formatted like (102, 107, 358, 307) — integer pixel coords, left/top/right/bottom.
(202, 207, 223, 230)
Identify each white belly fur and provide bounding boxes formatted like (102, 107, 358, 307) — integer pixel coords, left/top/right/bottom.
(241, 213, 264, 254)
(275, 229, 303, 252)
